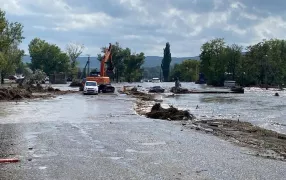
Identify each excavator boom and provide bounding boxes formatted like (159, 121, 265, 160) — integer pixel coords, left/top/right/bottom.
(100, 43, 112, 77)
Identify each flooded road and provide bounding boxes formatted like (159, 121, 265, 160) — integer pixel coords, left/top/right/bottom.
(1, 89, 286, 180)
(126, 82, 286, 134)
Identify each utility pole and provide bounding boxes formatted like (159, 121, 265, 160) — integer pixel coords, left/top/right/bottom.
(87, 54, 90, 76)
(160, 64, 162, 82)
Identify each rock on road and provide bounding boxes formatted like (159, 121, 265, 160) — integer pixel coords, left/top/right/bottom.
(0, 93, 286, 180)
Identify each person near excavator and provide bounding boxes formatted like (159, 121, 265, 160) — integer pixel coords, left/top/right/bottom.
(174, 77, 181, 93)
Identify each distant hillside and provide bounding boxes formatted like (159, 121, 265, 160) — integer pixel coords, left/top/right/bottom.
(22, 55, 200, 69)
(143, 56, 200, 67)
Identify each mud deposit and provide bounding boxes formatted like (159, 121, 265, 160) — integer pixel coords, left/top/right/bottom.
(146, 103, 193, 121)
(0, 88, 32, 100)
(189, 119, 286, 161)
(0, 86, 78, 101)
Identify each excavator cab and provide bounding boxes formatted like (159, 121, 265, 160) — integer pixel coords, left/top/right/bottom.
(89, 71, 100, 77)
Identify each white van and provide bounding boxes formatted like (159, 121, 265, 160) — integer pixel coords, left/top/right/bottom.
(83, 81, 99, 95)
(152, 78, 160, 83)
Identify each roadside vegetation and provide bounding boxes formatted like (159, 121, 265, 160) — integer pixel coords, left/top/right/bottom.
(0, 10, 24, 84)
(200, 38, 286, 87)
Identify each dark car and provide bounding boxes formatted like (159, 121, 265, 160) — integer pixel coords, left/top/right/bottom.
(99, 84, 115, 93)
(8, 75, 17, 80)
(149, 86, 165, 93)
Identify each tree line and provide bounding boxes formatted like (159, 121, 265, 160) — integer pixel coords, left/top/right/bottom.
(147, 38, 286, 87)
(29, 40, 145, 83)
(0, 10, 24, 84)
(200, 38, 286, 87)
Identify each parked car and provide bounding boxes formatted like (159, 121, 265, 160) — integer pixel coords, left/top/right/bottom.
(83, 81, 98, 95)
(99, 84, 115, 93)
(8, 75, 17, 80)
(149, 86, 165, 93)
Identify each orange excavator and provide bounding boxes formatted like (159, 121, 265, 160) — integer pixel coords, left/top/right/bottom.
(80, 43, 115, 93)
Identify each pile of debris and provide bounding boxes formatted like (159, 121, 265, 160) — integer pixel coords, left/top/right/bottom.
(146, 103, 194, 121)
(126, 87, 154, 101)
(0, 88, 32, 101)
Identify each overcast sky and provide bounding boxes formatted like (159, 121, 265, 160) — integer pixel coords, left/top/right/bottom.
(1, 0, 285, 57)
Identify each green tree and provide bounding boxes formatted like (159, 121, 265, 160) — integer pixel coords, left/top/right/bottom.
(66, 42, 84, 79)
(124, 52, 145, 82)
(170, 59, 200, 81)
(244, 39, 286, 86)
(161, 42, 172, 82)
(0, 9, 24, 84)
(0, 44, 24, 77)
(29, 38, 70, 75)
(225, 44, 242, 80)
(200, 38, 227, 86)
(199, 37, 286, 87)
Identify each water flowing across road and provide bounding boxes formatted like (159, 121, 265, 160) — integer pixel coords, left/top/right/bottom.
(0, 84, 286, 179)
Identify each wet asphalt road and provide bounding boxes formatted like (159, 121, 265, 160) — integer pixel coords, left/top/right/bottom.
(1, 93, 286, 180)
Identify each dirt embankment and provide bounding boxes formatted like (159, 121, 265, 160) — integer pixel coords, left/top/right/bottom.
(0, 88, 32, 100)
(0, 85, 78, 101)
(188, 119, 286, 161)
(126, 88, 286, 162)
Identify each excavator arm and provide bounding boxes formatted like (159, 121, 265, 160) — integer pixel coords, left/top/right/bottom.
(100, 43, 113, 77)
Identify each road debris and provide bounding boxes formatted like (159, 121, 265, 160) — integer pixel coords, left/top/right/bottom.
(0, 158, 20, 163)
(146, 103, 194, 121)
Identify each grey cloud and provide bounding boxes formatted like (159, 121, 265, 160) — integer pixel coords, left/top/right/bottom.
(2, 0, 286, 56)
(241, 0, 286, 15)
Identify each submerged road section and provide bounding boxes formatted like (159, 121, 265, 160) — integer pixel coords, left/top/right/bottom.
(0, 93, 286, 180)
